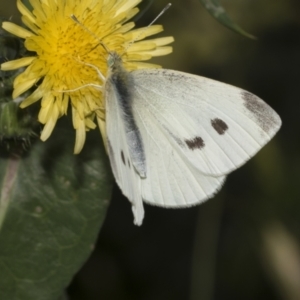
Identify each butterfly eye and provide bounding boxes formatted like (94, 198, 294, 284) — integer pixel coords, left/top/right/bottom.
(107, 54, 115, 68)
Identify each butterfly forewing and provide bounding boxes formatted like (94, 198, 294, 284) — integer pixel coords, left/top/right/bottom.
(131, 69, 281, 177)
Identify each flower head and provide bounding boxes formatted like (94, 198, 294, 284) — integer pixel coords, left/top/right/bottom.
(1, 0, 174, 153)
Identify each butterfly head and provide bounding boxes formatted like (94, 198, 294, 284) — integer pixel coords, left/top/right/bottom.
(107, 51, 123, 71)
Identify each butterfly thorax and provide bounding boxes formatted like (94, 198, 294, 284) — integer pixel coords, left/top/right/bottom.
(107, 52, 133, 101)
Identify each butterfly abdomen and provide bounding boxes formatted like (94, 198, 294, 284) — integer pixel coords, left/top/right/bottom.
(106, 54, 146, 177)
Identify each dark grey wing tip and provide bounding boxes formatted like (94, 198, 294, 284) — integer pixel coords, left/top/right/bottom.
(241, 90, 282, 137)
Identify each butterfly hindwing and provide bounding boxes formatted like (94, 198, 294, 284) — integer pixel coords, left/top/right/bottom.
(133, 105, 226, 206)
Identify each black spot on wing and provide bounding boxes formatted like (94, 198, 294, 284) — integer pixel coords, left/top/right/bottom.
(211, 118, 228, 135)
(185, 137, 205, 150)
(121, 150, 125, 165)
(128, 159, 131, 168)
(242, 91, 279, 133)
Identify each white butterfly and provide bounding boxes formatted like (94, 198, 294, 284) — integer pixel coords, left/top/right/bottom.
(99, 52, 281, 226)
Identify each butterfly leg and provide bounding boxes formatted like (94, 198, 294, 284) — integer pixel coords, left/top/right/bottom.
(81, 62, 106, 82)
(73, 57, 106, 82)
(56, 83, 103, 93)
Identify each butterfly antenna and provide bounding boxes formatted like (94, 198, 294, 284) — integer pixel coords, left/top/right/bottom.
(147, 3, 172, 28)
(70, 14, 110, 54)
(71, 3, 171, 58)
(121, 3, 172, 56)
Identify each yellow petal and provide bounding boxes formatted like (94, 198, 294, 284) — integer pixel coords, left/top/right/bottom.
(97, 116, 107, 152)
(1, 57, 36, 71)
(21, 15, 39, 34)
(17, 0, 35, 24)
(85, 117, 97, 129)
(2, 22, 34, 39)
(115, 0, 142, 16)
(12, 78, 38, 98)
(126, 61, 161, 69)
(40, 104, 59, 141)
(115, 22, 135, 34)
(38, 95, 55, 123)
(126, 53, 152, 61)
(41, 93, 55, 108)
(124, 8, 139, 23)
(75, 99, 84, 119)
(128, 41, 157, 52)
(62, 94, 69, 115)
(125, 25, 163, 41)
(152, 36, 175, 46)
(74, 119, 86, 154)
(143, 46, 173, 57)
(20, 86, 43, 108)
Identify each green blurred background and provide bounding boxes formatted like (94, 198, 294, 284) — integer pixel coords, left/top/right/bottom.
(1, 0, 300, 299)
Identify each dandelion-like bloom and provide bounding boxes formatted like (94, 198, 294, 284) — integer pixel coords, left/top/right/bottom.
(1, 0, 174, 153)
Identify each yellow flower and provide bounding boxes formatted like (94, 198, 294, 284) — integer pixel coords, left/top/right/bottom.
(1, 0, 174, 153)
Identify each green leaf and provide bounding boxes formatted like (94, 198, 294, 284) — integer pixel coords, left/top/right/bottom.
(199, 0, 256, 39)
(0, 117, 113, 300)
